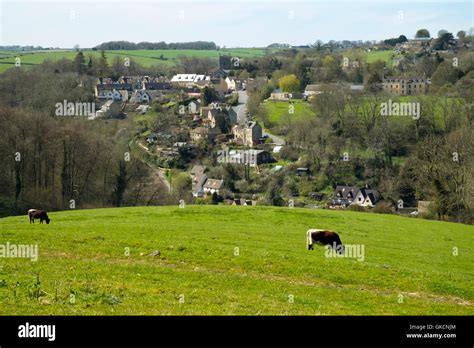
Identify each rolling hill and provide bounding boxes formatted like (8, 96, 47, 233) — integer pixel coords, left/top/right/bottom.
(0, 48, 274, 73)
(0, 206, 472, 315)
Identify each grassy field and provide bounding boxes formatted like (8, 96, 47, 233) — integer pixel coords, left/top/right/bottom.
(366, 50, 401, 66)
(263, 99, 316, 125)
(261, 95, 464, 133)
(0, 48, 404, 73)
(0, 48, 406, 74)
(0, 48, 274, 73)
(0, 206, 472, 315)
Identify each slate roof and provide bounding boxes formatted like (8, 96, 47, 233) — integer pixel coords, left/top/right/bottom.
(203, 179, 223, 190)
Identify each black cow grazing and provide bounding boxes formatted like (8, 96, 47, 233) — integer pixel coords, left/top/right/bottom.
(306, 229, 343, 254)
(28, 209, 50, 224)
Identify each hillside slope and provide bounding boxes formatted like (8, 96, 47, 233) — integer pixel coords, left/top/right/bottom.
(0, 48, 273, 73)
(0, 206, 472, 315)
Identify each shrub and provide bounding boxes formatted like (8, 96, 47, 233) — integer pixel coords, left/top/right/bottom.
(372, 201, 394, 214)
(347, 204, 367, 212)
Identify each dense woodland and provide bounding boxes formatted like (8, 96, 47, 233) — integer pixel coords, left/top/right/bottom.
(0, 30, 473, 223)
(95, 41, 218, 51)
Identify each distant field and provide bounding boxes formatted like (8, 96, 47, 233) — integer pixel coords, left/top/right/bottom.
(0, 48, 403, 73)
(0, 48, 275, 73)
(261, 95, 464, 133)
(366, 50, 400, 66)
(0, 206, 472, 315)
(263, 99, 316, 125)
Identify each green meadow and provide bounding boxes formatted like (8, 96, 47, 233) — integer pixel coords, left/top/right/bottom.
(0, 206, 472, 315)
(0, 48, 274, 73)
(366, 50, 401, 66)
(261, 95, 464, 133)
(263, 99, 316, 125)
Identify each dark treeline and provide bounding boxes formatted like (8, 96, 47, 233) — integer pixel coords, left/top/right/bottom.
(0, 45, 57, 51)
(95, 41, 218, 50)
(384, 35, 408, 46)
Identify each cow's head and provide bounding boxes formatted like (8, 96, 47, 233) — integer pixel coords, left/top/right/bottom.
(46, 218, 50, 224)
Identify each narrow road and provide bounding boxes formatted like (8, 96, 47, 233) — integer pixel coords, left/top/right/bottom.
(155, 167, 171, 193)
(134, 140, 171, 192)
(263, 129, 286, 145)
(232, 90, 248, 124)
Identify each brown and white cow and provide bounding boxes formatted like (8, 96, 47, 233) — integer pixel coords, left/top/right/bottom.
(28, 209, 50, 224)
(306, 229, 343, 253)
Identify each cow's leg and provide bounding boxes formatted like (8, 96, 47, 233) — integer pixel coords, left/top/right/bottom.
(334, 236, 344, 254)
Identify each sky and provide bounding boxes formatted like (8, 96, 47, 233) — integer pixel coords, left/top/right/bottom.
(0, 0, 472, 48)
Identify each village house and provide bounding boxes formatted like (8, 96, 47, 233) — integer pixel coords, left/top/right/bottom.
(232, 121, 262, 147)
(225, 77, 245, 91)
(96, 76, 174, 103)
(96, 88, 125, 101)
(141, 76, 172, 91)
(353, 188, 382, 207)
(382, 77, 429, 95)
(206, 109, 220, 128)
(156, 147, 180, 158)
(95, 77, 134, 99)
(225, 77, 237, 91)
(199, 104, 237, 129)
(146, 134, 158, 144)
(130, 90, 153, 104)
(136, 105, 152, 114)
(187, 100, 200, 114)
(220, 149, 271, 167)
(191, 165, 207, 197)
(171, 74, 210, 88)
(190, 126, 220, 143)
(329, 186, 359, 208)
(239, 149, 271, 167)
(190, 127, 206, 142)
(200, 105, 213, 117)
(203, 178, 223, 195)
(397, 37, 432, 53)
(190, 165, 223, 197)
(119, 76, 144, 89)
(304, 84, 324, 99)
(226, 106, 238, 125)
(269, 91, 303, 101)
(95, 100, 122, 118)
(296, 167, 310, 176)
(329, 186, 382, 209)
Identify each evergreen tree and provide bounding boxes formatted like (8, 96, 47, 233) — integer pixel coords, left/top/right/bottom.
(73, 51, 86, 75)
(98, 50, 110, 77)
